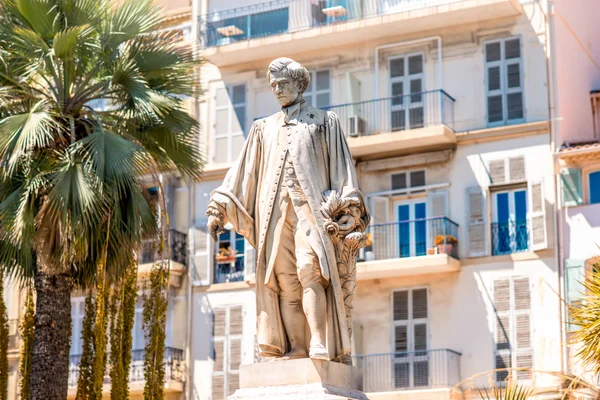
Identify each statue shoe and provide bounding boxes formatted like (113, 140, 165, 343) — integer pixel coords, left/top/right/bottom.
(309, 344, 329, 360)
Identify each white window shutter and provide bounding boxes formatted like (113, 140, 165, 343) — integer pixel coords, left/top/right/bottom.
(488, 159, 507, 184)
(429, 190, 449, 242)
(370, 196, 390, 260)
(561, 168, 583, 207)
(193, 226, 210, 285)
(467, 187, 488, 257)
(393, 290, 409, 322)
(508, 156, 526, 182)
(528, 179, 547, 250)
(244, 241, 255, 277)
(513, 277, 532, 380)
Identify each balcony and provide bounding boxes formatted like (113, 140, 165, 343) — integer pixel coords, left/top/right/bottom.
(68, 347, 185, 395)
(198, 0, 522, 66)
(139, 229, 187, 286)
(353, 349, 462, 395)
(491, 220, 529, 256)
(357, 217, 460, 280)
(326, 90, 456, 159)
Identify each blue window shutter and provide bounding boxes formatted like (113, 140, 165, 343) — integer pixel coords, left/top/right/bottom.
(561, 168, 583, 207)
(565, 259, 585, 331)
(589, 171, 600, 204)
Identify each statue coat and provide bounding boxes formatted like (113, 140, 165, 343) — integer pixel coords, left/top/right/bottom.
(210, 101, 365, 360)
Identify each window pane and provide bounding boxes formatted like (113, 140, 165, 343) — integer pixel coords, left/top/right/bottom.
(408, 55, 423, 75)
(232, 85, 245, 105)
(392, 173, 407, 190)
(410, 171, 425, 187)
(505, 38, 521, 59)
(393, 291, 408, 321)
(216, 87, 229, 107)
(231, 135, 245, 160)
(590, 171, 600, 204)
(507, 63, 521, 88)
(496, 192, 509, 223)
(233, 105, 245, 133)
(486, 42, 502, 62)
(507, 92, 524, 120)
(215, 109, 229, 136)
(390, 58, 405, 78)
(487, 95, 504, 123)
(488, 66, 501, 91)
(316, 93, 330, 108)
(392, 82, 404, 106)
(316, 70, 330, 90)
(214, 137, 229, 164)
(515, 190, 527, 221)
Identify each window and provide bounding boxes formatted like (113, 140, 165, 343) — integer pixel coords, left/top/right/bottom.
(212, 305, 243, 399)
(215, 230, 246, 284)
(214, 84, 246, 164)
(485, 37, 524, 125)
(492, 188, 529, 255)
(395, 201, 427, 258)
(389, 54, 424, 131)
(392, 288, 428, 388)
(493, 277, 532, 382)
(70, 297, 85, 355)
(305, 70, 331, 109)
(589, 171, 600, 204)
(391, 170, 426, 190)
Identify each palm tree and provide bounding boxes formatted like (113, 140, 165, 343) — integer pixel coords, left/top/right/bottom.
(0, 0, 202, 398)
(478, 382, 533, 400)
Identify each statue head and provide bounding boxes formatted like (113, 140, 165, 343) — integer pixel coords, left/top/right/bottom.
(267, 57, 310, 107)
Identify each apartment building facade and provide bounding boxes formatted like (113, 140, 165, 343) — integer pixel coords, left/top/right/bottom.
(189, 0, 563, 399)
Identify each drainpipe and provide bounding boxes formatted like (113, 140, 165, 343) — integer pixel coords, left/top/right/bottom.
(540, 0, 566, 375)
(374, 36, 443, 130)
(185, 177, 195, 400)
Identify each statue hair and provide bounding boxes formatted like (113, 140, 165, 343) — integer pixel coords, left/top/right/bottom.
(266, 57, 311, 93)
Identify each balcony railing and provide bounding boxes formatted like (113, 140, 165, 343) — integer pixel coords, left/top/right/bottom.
(362, 217, 459, 262)
(214, 256, 246, 284)
(140, 229, 188, 266)
(325, 90, 455, 137)
(68, 347, 185, 388)
(199, 0, 462, 48)
(491, 220, 529, 256)
(354, 349, 461, 392)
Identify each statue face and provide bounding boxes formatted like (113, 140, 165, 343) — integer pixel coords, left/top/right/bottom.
(269, 70, 301, 107)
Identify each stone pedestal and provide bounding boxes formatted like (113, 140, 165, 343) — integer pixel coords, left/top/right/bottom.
(228, 359, 368, 399)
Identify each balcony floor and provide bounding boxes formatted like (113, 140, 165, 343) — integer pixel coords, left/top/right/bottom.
(201, 0, 522, 67)
(356, 254, 460, 280)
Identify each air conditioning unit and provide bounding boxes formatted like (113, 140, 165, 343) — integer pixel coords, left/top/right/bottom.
(348, 115, 366, 137)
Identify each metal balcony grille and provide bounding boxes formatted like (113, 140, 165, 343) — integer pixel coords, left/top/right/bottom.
(491, 220, 529, 256)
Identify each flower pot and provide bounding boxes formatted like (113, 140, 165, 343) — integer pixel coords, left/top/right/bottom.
(436, 243, 454, 255)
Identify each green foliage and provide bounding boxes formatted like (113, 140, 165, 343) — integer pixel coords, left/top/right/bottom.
(120, 262, 137, 398)
(479, 382, 534, 400)
(570, 263, 600, 374)
(0, 275, 8, 400)
(92, 262, 109, 400)
(76, 290, 95, 400)
(18, 287, 34, 400)
(143, 260, 168, 400)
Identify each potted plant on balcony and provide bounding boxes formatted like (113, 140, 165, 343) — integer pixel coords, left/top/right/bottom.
(215, 247, 238, 263)
(434, 235, 457, 255)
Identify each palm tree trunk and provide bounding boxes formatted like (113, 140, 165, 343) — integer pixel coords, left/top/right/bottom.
(30, 268, 73, 400)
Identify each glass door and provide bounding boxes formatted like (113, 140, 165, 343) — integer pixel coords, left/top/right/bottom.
(493, 189, 528, 255)
(396, 201, 427, 258)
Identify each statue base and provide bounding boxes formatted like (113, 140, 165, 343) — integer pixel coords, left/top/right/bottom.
(228, 358, 368, 399)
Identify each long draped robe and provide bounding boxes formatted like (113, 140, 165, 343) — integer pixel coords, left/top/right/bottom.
(209, 101, 366, 361)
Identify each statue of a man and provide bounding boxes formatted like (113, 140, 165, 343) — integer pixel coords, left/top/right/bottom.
(207, 57, 369, 363)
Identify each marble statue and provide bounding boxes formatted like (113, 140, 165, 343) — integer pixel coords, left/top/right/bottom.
(207, 57, 369, 365)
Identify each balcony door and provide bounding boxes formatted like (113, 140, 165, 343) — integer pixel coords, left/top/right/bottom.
(492, 189, 528, 255)
(393, 288, 429, 388)
(389, 54, 424, 132)
(395, 201, 427, 258)
(215, 230, 246, 284)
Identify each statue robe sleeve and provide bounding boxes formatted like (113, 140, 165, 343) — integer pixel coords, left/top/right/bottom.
(209, 120, 263, 249)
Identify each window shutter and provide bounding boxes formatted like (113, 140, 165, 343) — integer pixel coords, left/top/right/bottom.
(193, 227, 210, 284)
(561, 168, 583, 207)
(565, 259, 585, 331)
(213, 340, 225, 372)
(413, 323, 427, 352)
(229, 306, 243, 335)
(212, 375, 225, 400)
(493, 280, 510, 312)
(508, 156, 526, 182)
(395, 325, 408, 352)
(392, 173, 407, 190)
(486, 41, 503, 124)
(245, 243, 255, 276)
(467, 187, 488, 257)
(489, 159, 506, 184)
(493, 278, 511, 382)
(429, 191, 448, 218)
(495, 354, 511, 382)
(485, 38, 523, 125)
(528, 179, 547, 250)
(514, 277, 532, 380)
(371, 196, 390, 260)
(412, 289, 428, 319)
(393, 291, 409, 321)
(214, 308, 226, 336)
(230, 338, 242, 370)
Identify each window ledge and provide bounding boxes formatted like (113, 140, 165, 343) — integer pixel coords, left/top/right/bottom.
(462, 248, 554, 265)
(456, 120, 549, 145)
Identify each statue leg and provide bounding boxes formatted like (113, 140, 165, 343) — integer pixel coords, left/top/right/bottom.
(273, 217, 307, 359)
(294, 226, 328, 360)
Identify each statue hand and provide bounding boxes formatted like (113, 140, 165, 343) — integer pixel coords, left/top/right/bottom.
(207, 215, 225, 241)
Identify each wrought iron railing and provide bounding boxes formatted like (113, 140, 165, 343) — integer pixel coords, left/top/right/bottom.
(491, 220, 529, 256)
(353, 349, 462, 392)
(199, 0, 463, 47)
(68, 347, 185, 388)
(140, 229, 188, 266)
(214, 256, 246, 284)
(325, 90, 455, 136)
(361, 217, 459, 261)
